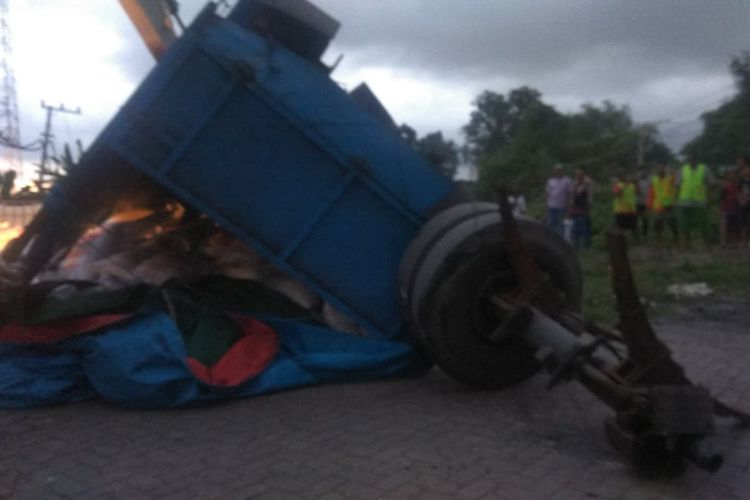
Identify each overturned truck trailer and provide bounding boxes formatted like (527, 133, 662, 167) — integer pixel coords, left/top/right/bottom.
(2, 0, 748, 477)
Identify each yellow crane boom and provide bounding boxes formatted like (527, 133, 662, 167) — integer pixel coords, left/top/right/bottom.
(119, 0, 178, 60)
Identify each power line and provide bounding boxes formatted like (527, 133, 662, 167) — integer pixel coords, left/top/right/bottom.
(36, 101, 81, 186)
(648, 83, 736, 125)
(0, 132, 41, 151)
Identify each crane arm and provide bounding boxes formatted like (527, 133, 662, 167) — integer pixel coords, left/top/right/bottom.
(119, 0, 178, 60)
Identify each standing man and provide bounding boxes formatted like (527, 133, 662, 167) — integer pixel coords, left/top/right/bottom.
(545, 164, 572, 237)
(613, 171, 638, 242)
(719, 167, 740, 247)
(738, 161, 750, 247)
(648, 163, 678, 244)
(636, 168, 651, 241)
(676, 156, 712, 246)
(570, 168, 593, 249)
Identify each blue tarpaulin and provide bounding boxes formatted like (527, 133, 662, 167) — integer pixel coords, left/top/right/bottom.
(0, 313, 425, 409)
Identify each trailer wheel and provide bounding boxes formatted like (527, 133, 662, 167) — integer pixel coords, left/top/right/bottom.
(398, 202, 499, 350)
(420, 219, 581, 389)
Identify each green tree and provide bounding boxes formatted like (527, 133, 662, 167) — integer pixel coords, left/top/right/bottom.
(683, 52, 750, 164)
(400, 124, 459, 178)
(462, 90, 512, 162)
(465, 87, 674, 198)
(399, 124, 418, 148)
(463, 86, 560, 163)
(475, 144, 556, 200)
(417, 132, 459, 178)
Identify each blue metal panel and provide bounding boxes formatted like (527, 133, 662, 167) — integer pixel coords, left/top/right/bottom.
(92, 11, 454, 339)
(288, 180, 418, 335)
(196, 19, 451, 215)
(170, 88, 350, 253)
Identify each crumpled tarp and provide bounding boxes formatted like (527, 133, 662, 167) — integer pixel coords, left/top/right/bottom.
(0, 278, 425, 409)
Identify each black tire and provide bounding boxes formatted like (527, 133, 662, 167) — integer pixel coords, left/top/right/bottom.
(407, 211, 503, 350)
(399, 202, 498, 309)
(421, 219, 582, 389)
(398, 202, 499, 352)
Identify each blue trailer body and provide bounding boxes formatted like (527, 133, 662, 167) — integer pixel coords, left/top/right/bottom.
(92, 6, 454, 339)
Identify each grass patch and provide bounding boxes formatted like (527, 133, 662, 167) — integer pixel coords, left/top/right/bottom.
(579, 246, 750, 325)
(507, 185, 747, 324)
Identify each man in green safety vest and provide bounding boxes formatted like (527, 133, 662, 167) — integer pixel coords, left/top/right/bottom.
(648, 163, 678, 244)
(676, 156, 713, 246)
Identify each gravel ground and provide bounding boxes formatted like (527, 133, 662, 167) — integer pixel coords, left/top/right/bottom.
(1, 299, 749, 499)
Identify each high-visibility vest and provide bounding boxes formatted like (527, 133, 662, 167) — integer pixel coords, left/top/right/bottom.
(651, 174, 676, 212)
(613, 182, 636, 214)
(678, 164, 707, 204)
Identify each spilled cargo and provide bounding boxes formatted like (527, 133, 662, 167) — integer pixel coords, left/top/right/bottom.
(0, 0, 747, 478)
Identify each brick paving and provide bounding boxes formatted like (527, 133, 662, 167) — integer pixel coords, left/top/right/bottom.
(2, 300, 749, 499)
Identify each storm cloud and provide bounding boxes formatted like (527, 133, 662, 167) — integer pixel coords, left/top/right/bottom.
(8, 0, 749, 176)
(313, 0, 748, 149)
(318, 1, 747, 82)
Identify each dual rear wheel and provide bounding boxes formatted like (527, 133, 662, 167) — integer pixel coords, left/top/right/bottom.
(399, 202, 583, 389)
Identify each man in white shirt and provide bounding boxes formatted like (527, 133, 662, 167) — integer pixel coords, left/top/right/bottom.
(545, 164, 572, 236)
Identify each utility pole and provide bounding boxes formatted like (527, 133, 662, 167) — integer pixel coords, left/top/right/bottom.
(36, 101, 81, 187)
(635, 120, 670, 168)
(636, 128, 646, 168)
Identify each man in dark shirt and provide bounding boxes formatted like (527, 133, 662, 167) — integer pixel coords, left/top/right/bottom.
(570, 168, 593, 249)
(738, 160, 750, 246)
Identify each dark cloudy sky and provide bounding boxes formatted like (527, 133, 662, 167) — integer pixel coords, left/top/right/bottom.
(9, 0, 749, 180)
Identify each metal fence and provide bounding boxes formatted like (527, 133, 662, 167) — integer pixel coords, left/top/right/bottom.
(0, 201, 41, 228)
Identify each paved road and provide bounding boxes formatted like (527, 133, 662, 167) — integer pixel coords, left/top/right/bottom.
(2, 301, 749, 499)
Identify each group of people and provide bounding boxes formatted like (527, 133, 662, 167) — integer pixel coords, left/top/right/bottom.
(544, 155, 750, 249)
(545, 164, 594, 249)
